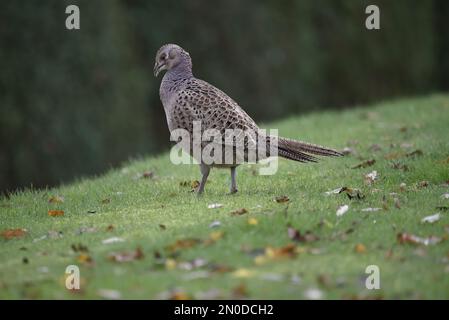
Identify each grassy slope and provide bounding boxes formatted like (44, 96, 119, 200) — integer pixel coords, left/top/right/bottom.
(1, 95, 449, 299)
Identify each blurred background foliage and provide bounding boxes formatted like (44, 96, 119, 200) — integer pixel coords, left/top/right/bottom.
(1, 0, 448, 193)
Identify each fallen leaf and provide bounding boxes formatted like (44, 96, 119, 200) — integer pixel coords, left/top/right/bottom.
(248, 217, 258, 225)
(166, 238, 201, 253)
(101, 198, 111, 204)
(106, 225, 114, 232)
(275, 195, 289, 203)
(232, 283, 248, 299)
(208, 231, 224, 242)
(48, 210, 64, 217)
(159, 224, 166, 230)
(355, 243, 367, 253)
(369, 144, 382, 152)
(97, 289, 122, 300)
(417, 181, 429, 188)
(352, 159, 375, 169)
(394, 197, 401, 209)
(142, 171, 154, 179)
(391, 162, 409, 171)
(265, 243, 297, 259)
(399, 183, 407, 192)
(397, 233, 443, 246)
(364, 171, 378, 185)
(336, 205, 349, 217)
(230, 208, 248, 216)
(102, 237, 125, 244)
(77, 253, 93, 265)
(72, 243, 89, 253)
(108, 247, 144, 263)
(384, 152, 405, 160)
(421, 213, 441, 224)
(165, 258, 177, 270)
(48, 195, 64, 204)
(287, 226, 319, 243)
(406, 149, 423, 158)
(76, 226, 97, 235)
(1, 228, 27, 240)
(232, 268, 254, 278)
(156, 289, 191, 300)
(208, 203, 223, 209)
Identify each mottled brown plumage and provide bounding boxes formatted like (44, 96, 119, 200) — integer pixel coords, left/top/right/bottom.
(154, 44, 342, 194)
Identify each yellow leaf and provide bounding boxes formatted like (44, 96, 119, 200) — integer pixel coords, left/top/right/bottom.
(248, 218, 258, 225)
(232, 268, 254, 278)
(165, 258, 177, 270)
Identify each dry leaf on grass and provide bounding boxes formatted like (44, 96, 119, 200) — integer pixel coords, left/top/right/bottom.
(1, 228, 27, 240)
(417, 181, 429, 188)
(275, 195, 289, 203)
(247, 218, 258, 225)
(355, 243, 367, 253)
(351, 159, 376, 169)
(288, 226, 319, 243)
(406, 149, 423, 158)
(397, 233, 443, 246)
(364, 171, 378, 185)
(48, 195, 64, 204)
(166, 238, 201, 253)
(230, 208, 248, 216)
(108, 247, 144, 263)
(48, 210, 64, 217)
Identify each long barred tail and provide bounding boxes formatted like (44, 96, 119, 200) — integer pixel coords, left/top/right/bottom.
(276, 137, 343, 163)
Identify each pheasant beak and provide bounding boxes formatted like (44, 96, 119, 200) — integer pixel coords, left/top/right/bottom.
(153, 62, 166, 77)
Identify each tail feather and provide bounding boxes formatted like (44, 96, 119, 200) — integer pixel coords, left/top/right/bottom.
(276, 137, 343, 163)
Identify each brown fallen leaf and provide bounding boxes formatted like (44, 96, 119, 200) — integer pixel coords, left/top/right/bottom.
(406, 149, 423, 158)
(391, 162, 409, 171)
(232, 283, 248, 299)
(101, 198, 111, 204)
(255, 245, 295, 265)
(230, 208, 248, 216)
(352, 159, 376, 169)
(288, 226, 319, 243)
(77, 253, 94, 266)
(397, 233, 443, 246)
(1, 228, 27, 240)
(48, 195, 64, 204)
(275, 195, 289, 203)
(384, 152, 405, 160)
(48, 210, 64, 217)
(142, 171, 154, 179)
(166, 238, 201, 253)
(417, 181, 429, 188)
(355, 243, 367, 253)
(205, 231, 224, 245)
(106, 225, 114, 232)
(108, 247, 144, 262)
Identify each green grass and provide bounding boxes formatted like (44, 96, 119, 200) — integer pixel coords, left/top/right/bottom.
(1, 95, 449, 300)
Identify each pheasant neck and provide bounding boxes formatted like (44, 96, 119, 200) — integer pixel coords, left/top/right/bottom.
(165, 62, 193, 81)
